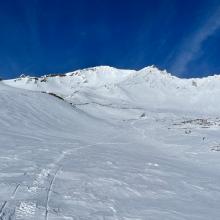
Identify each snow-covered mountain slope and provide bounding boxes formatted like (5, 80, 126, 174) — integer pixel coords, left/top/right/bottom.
(1, 67, 220, 220)
(4, 66, 220, 114)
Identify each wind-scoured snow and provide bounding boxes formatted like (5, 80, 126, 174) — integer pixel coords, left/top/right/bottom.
(1, 66, 220, 219)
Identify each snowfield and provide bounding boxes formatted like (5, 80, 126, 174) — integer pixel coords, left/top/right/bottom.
(1, 66, 220, 219)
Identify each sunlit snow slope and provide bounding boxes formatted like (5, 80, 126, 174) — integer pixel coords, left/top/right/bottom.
(1, 66, 220, 220)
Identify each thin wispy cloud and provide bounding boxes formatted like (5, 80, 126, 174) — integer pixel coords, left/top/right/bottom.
(171, 6, 220, 75)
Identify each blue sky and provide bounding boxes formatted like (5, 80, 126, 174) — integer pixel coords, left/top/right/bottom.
(0, 0, 220, 79)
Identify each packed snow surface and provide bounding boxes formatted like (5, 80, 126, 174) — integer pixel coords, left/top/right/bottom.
(1, 66, 220, 219)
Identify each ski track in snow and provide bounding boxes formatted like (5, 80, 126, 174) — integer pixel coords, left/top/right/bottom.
(18, 142, 125, 220)
(45, 167, 60, 220)
(27, 148, 81, 220)
(0, 184, 20, 219)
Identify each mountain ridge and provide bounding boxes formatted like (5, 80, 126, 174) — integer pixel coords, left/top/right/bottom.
(4, 65, 220, 81)
(3, 65, 220, 114)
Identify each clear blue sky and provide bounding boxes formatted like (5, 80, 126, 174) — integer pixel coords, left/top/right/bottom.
(0, 0, 220, 79)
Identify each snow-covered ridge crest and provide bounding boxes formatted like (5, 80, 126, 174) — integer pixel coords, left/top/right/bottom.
(4, 65, 220, 90)
(3, 65, 220, 114)
(5, 65, 220, 83)
(3, 65, 172, 92)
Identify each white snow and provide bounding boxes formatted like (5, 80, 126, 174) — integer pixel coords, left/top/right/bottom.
(1, 66, 220, 219)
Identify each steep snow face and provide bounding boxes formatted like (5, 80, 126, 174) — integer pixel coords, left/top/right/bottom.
(1, 68, 220, 219)
(4, 66, 220, 114)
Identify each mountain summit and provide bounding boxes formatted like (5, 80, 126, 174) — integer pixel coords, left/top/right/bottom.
(4, 66, 220, 114)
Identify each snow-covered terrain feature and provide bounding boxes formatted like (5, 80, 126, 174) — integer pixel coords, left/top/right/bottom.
(1, 66, 220, 219)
